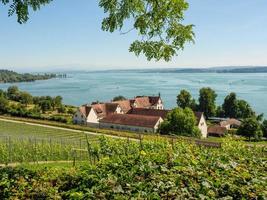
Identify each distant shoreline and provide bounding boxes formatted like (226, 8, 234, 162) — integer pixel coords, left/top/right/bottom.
(95, 66, 267, 74)
(0, 69, 58, 84)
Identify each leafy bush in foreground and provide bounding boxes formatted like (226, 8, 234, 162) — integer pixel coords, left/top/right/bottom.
(0, 138, 266, 199)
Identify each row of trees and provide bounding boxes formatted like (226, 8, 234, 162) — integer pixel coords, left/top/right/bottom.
(0, 86, 74, 123)
(0, 70, 56, 83)
(176, 88, 256, 119)
(159, 88, 266, 141)
(2, 86, 64, 113)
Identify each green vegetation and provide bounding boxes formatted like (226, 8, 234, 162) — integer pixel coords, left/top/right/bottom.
(262, 120, 267, 138)
(237, 118, 263, 141)
(1, 0, 194, 61)
(0, 120, 97, 164)
(176, 89, 196, 110)
(222, 92, 255, 119)
(159, 107, 200, 137)
(0, 69, 55, 83)
(0, 86, 75, 123)
(176, 89, 258, 120)
(198, 87, 217, 118)
(0, 137, 266, 199)
(112, 95, 127, 101)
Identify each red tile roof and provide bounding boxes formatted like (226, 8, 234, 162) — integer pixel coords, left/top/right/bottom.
(99, 114, 162, 128)
(127, 108, 170, 119)
(112, 100, 132, 113)
(91, 103, 120, 118)
(79, 106, 92, 117)
(134, 97, 151, 108)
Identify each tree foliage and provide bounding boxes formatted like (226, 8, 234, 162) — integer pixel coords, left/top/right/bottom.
(176, 89, 196, 110)
(198, 87, 217, 118)
(0, 70, 55, 83)
(222, 92, 238, 118)
(237, 118, 263, 141)
(159, 107, 200, 137)
(113, 95, 127, 102)
(222, 92, 255, 119)
(1, 0, 194, 61)
(262, 120, 267, 138)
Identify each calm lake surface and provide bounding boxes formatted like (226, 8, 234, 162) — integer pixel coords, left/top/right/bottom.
(0, 71, 267, 115)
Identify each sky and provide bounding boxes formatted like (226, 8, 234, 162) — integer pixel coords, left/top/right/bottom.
(0, 0, 267, 71)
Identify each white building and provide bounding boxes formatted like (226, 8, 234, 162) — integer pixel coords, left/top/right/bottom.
(73, 96, 163, 126)
(99, 114, 163, 133)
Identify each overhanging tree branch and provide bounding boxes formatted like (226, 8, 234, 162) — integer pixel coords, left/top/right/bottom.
(1, 0, 195, 62)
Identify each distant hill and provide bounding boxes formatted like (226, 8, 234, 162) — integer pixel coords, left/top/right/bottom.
(139, 66, 267, 73)
(100, 66, 267, 73)
(0, 69, 56, 83)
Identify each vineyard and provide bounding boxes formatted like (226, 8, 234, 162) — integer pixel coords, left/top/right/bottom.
(0, 120, 96, 165)
(0, 136, 266, 199)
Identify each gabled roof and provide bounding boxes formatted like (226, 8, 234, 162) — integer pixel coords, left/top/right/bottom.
(220, 118, 241, 127)
(127, 108, 204, 125)
(99, 114, 162, 128)
(134, 96, 161, 108)
(112, 100, 132, 113)
(91, 103, 120, 118)
(79, 106, 92, 117)
(134, 97, 151, 108)
(127, 108, 170, 119)
(194, 112, 204, 125)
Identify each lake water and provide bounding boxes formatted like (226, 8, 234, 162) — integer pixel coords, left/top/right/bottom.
(0, 71, 267, 116)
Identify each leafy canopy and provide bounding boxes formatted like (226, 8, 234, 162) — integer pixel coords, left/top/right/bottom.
(159, 107, 201, 137)
(237, 118, 263, 141)
(1, 0, 194, 61)
(177, 89, 196, 110)
(198, 87, 217, 118)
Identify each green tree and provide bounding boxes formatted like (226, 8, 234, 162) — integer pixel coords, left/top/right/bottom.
(19, 91, 33, 106)
(0, 96, 9, 113)
(216, 106, 225, 118)
(7, 85, 20, 101)
(222, 92, 238, 118)
(198, 87, 217, 118)
(237, 118, 263, 141)
(236, 100, 255, 119)
(39, 100, 52, 113)
(176, 89, 196, 110)
(52, 96, 63, 110)
(262, 120, 267, 138)
(113, 95, 127, 102)
(1, 0, 194, 61)
(0, 89, 6, 98)
(159, 107, 201, 138)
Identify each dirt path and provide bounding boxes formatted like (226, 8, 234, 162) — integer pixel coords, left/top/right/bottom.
(0, 160, 75, 168)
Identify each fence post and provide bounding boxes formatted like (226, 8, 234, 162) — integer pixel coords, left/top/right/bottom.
(139, 134, 143, 151)
(85, 134, 92, 164)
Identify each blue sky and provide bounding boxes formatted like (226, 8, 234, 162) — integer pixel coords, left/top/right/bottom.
(0, 0, 267, 71)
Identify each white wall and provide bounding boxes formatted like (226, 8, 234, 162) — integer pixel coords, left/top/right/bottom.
(86, 109, 99, 127)
(73, 110, 86, 125)
(100, 118, 163, 133)
(198, 115, 208, 138)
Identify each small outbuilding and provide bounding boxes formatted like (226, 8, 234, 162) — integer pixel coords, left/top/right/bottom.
(208, 125, 228, 137)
